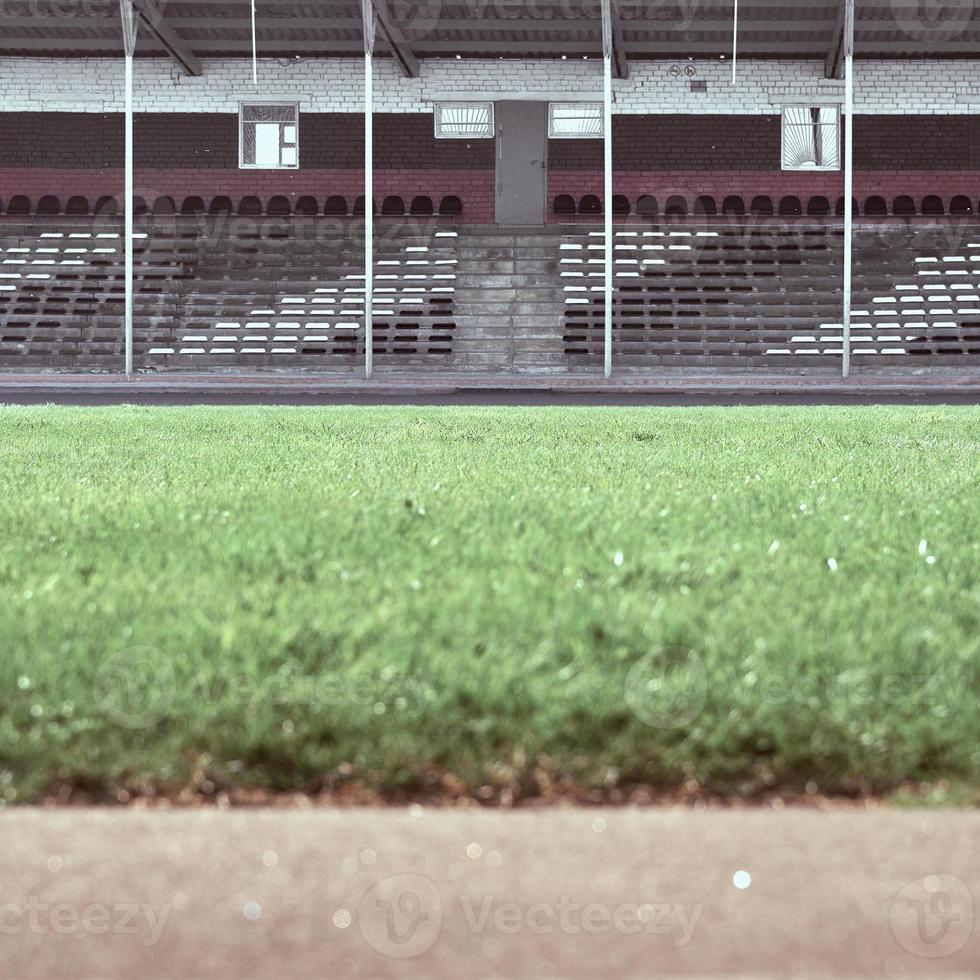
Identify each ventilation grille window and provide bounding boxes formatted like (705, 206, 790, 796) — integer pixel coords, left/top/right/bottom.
(434, 103, 494, 139)
(549, 103, 603, 139)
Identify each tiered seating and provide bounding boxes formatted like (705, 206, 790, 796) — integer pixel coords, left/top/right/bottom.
(560, 221, 980, 366)
(552, 194, 979, 219)
(0, 221, 197, 367)
(836, 225, 980, 359)
(560, 226, 844, 366)
(0, 217, 459, 368)
(156, 222, 458, 365)
(0, 194, 465, 219)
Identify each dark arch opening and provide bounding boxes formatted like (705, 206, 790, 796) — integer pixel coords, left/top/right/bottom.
(722, 195, 745, 216)
(553, 194, 576, 215)
(266, 195, 291, 216)
(295, 195, 319, 216)
(694, 195, 717, 216)
(381, 195, 405, 216)
(94, 195, 118, 216)
(237, 195, 263, 216)
(950, 195, 974, 215)
(439, 195, 463, 216)
(806, 196, 830, 217)
(37, 195, 61, 215)
(636, 195, 658, 218)
(864, 196, 888, 217)
(893, 195, 916, 216)
(65, 195, 90, 215)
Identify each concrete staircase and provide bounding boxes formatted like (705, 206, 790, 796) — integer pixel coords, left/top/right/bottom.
(451, 225, 566, 372)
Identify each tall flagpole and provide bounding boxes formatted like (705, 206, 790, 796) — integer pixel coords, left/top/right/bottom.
(362, 0, 375, 378)
(601, 0, 613, 379)
(842, 0, 854, 378)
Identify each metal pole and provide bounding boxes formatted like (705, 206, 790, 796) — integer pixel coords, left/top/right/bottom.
(251, 0, 258, 84)
(602, 0, 613, 378)
(124, 51, 134, 377)
(731, 0, 738, 84)
(842, 0, 854, 379)
(364, 49, 374, 378)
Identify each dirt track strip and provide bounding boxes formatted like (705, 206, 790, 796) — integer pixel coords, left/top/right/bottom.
(0, 808, 976, 978)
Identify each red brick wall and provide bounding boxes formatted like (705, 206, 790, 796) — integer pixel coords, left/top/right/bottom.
(0, 111, 496, 220)
(549, 114, 980, 173)
(548, 170, 979, 218)
(2, 111, 978, 223)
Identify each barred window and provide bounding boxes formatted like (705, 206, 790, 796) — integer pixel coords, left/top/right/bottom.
(781, 106, 840, 171)
(549, 103, 603, 139)
(434, 103, 494, 139)
(240, 103, 299, 169)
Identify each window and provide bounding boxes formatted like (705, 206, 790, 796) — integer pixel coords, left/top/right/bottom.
(549, 103, 603, 139)
(434, 103, 494, 139)
(239, 103, 299, 169)
(781, 106, 840, 171)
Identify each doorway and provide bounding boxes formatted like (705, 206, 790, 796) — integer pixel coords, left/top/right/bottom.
(495, 101, 547, 225)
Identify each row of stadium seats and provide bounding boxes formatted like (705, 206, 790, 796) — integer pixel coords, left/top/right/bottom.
(553, 193, 979, 218)
(558, 223, 980, 365)
(0, 194, 464, 218)
(0, 220, 460, 366)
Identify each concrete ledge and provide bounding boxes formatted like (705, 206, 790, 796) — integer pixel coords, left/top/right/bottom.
(2, 371, 980, 404)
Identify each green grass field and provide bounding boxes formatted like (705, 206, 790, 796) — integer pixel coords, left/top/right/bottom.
(1, 404, 978, 805)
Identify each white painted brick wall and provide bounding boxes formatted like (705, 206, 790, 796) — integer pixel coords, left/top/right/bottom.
(0, 56, 978, 114)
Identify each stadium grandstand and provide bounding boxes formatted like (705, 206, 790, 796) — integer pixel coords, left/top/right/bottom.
(0, 0, 978, 377)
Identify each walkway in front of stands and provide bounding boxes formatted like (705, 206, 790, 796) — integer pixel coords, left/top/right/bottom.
(3, 370, 980, 405)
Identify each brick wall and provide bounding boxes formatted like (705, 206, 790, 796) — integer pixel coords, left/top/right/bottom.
(1, 56, 978, 221)
(1, 57, 978, 115)
(0, 111, 495, 170)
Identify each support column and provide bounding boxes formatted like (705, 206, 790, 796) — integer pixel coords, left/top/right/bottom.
(362, 0, 375, 378)
(120, 0, 138, 377)
(601, 0, 613, 379)
(731, 0, 738, 84)
(842, 0, 855, 379)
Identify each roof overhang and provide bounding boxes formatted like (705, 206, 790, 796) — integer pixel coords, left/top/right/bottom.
(1, 1, 978, 74)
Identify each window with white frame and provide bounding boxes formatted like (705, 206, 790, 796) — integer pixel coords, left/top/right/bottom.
(549, 103, 603, 139)
(239, 103, 299, 169)
(434, 103, 494, 139)
(781, 105, 840, 171)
